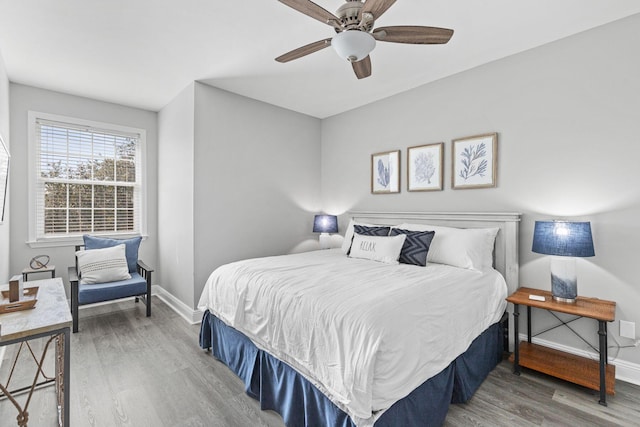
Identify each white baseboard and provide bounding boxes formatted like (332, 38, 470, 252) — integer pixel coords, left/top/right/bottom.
(518, 334, 640, 386)
(152, 284, 203, 325)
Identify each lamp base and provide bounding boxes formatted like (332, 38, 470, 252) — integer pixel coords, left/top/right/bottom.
(550, 257, 577, 304)
(552, 295, 576, 304)
(318, 233, 331, 250)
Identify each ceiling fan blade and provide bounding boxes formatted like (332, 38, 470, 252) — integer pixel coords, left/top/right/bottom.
(278, 0, 341, 29)
(275, 38, 332, 63)
(352, 56, 372, 79)
(373, 26, 454, 44)
(360, 0, 397, 21)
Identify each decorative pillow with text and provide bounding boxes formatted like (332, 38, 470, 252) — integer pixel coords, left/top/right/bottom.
(344, 224, 391, 254)
(348, 234, 406, 264)
(341, 220, 391, 253)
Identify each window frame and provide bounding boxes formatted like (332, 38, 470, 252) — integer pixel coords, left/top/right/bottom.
(28, 111, 147, 248)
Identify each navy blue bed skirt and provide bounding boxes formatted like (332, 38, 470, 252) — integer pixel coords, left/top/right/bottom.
(199, 311, 503, 427)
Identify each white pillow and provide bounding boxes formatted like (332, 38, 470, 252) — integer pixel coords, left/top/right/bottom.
(76, 244, 132, 285)
(396, 223, 499, 271)
(341, 219, 379, 253)
(348, 234, 406, 264)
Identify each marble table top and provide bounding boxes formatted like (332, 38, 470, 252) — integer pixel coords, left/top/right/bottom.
(0, 277, 72, 342)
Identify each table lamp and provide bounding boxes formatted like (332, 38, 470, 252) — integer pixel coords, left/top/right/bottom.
(313, 214, 338, 249)
(532, 220, 595, 303)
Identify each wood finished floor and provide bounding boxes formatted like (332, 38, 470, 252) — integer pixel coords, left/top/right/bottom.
(1, 297, 639, 427)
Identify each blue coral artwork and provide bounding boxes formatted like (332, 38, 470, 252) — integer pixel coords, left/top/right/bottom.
(408, 143, 443, 191)
(452, 133, 497, 189)
(371, 150, 400, 194)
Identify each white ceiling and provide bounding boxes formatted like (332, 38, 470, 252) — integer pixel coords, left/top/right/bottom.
(1, 1, 639, 119)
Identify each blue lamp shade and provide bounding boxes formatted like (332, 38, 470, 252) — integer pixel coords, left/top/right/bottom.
(532, 221, 595, 257)
(313, 215, 338, 234)
(532, 220, 594, 303)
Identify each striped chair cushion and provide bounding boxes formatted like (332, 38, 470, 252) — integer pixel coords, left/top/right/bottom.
(76, 244, 131, 285)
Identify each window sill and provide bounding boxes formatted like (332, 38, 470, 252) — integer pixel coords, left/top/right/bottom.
(27, 233, 148, 249)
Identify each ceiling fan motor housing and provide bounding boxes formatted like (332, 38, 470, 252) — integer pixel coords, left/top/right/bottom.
(336, 0, 373, 31)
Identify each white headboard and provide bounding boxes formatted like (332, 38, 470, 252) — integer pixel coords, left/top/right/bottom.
(348, 211, 521, 296)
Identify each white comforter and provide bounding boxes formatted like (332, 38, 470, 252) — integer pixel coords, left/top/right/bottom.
(198, 249, 507, 426)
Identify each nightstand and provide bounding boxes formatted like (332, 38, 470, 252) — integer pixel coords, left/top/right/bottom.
(506, 287, 615, 406)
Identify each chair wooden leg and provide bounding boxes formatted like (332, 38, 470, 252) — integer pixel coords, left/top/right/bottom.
(146, 271, 152, 317)
(71, 281, 79, 333)
(145, 290, 151, 317)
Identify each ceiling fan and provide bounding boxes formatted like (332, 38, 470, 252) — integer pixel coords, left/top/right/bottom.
(275, 0, 454, 79)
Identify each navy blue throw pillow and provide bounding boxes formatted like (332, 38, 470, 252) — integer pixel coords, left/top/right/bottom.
(389, 228, 435, 267)
(84, 235, 142, 274)
(353, 225, 391, 236)
(348, 225, 391, 254)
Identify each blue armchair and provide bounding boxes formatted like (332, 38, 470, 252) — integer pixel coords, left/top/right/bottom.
(69, 235, 153, 333)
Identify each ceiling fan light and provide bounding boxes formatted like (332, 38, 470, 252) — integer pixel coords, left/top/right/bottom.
(332, 30, 376, 62)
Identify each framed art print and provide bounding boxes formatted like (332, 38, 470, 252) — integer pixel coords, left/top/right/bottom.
(407, 143, 443, 192)
(371, 150, 400, 194)
(452, 133, 497, 189)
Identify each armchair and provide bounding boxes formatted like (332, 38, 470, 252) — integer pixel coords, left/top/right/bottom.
(69, 235, 153, 333)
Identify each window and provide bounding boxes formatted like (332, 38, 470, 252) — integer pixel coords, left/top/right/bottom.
(29, 112, 146, 246)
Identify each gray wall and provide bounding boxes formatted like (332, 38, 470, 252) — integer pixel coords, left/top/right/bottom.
(0, 50, 9, 282)
(191, 83, 322, 307)
(8, 84, 159, 295)
(321, 14, 640, 364)
(157, 83, 196, 307)
(157, 82, 322, 309)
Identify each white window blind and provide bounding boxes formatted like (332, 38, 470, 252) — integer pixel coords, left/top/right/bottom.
(33, 116, 143, 240)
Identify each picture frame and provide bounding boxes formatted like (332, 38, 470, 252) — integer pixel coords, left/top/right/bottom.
(452, 133, 497, 189)
(0, 134, 9, 223)
(407, 143, 444, 192)
(371, 150, 400, 194)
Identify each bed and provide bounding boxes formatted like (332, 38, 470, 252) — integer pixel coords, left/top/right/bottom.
(198, 211, 520, 426)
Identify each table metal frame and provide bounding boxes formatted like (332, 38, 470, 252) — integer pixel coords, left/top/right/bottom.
(0, 326, 70, 427)
(512, 303, 609, 406)
(1, 278, 71, 426)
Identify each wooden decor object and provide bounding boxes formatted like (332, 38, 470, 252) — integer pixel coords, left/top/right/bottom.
(9, 278, 21, 302)
(1, 286, 38, 313)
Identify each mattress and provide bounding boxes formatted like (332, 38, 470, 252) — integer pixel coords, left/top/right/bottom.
(197, 248, 507, 426)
